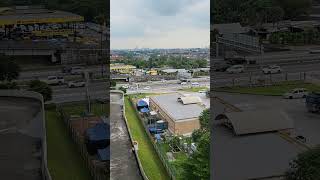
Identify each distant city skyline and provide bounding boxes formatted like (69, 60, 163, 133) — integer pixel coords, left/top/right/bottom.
(111, 0, 210, 49)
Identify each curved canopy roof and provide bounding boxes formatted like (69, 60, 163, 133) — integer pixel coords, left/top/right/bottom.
(221, 110, 294, 135)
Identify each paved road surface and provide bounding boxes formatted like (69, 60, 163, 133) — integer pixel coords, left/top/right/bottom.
(110, 93, 142, 180)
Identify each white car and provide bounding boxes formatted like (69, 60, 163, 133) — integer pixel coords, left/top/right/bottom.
(226, 65, 244, 74)
(262, 65, 282, 74)
(181, 82, 187, 85)
(283, 88, 308, 99)
(46, 76, 64, 85)
(143, 86, 151, 90)
(122, 85, 129, 89)
(191, 82, 200, 87)
(68, 80, 86, 88)
(70, 66, 84, 75)
(198, 89, 207, 93)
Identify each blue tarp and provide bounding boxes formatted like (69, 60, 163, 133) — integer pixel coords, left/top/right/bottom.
(97, 147, 110, 161)
(137, 100, 148, 107)
(140, 107, 150, 113)
(155, 134, 161, 141)
(86, 123, 110, 141)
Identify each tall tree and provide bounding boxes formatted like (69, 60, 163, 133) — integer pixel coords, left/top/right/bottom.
(0, 56, 21, 82)
(286, 146, 320, 180)
(28, 80, 52, 102)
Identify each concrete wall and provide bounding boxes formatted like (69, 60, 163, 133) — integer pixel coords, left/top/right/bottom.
(0, 90, 52, 180)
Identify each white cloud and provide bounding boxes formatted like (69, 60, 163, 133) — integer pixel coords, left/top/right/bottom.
(111, 0, 210, 49)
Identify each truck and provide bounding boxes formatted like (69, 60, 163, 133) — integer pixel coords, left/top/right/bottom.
(306, 92, 320, 113)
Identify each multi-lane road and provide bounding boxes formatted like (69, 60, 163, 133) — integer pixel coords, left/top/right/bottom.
(17, 60, 320, 103)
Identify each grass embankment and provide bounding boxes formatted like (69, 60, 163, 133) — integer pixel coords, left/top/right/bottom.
(45, 102, 109, 180)
(214, 81, 320, 96)
(124, 97, 170, 180)
(46, 109, 92, 180)
(179, 86, 209, 92)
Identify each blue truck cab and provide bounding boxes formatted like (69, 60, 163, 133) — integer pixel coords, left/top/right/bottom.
(306, 92, 320, 113)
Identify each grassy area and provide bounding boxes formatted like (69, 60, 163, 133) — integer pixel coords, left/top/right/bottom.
(124, 97, 170, 180)
(179, 86, 209, 92)
(61, 102, 109, 117)
(214, 81, 320, 96)
(46, 109, 92, 180)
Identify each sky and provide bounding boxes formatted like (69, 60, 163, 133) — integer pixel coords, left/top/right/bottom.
(111, 0, 210, 49)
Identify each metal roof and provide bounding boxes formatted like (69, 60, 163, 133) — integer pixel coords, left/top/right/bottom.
(212, 23, 247, 35)
(150, 93, 204, 121)
(223, 110, 294, 135)
(178, 96, 202, 105)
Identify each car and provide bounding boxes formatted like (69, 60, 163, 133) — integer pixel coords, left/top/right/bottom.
(70, 66, 84, 75)
(191, 82, 200, 87)
(262, 65, 282, 74)
(198, 89, 207, 93)
(283, 88, 308, 99)
(213, 62, 231, 72)
(143, 86, 151, 90)
(46, 76, 64, 85)
(122, 85, 129, 89)
(181, 82, 187, 85)
(226, 65, 244, 74)
(68, 80, 86, 88)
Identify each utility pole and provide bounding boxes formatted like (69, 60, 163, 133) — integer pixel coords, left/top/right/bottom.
(85, 70, 91, 114)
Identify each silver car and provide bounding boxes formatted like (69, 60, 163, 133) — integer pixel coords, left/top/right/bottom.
(283, 88, 308, 99)
(68, 80, 86, 88)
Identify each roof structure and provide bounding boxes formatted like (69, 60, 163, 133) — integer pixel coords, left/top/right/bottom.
(178, 96, 202, 105)
(150, 93, 204, 121)
(0, 6, 84, 26)
(221, 110, 294, 135)
(97, 147, 110, 162)
(86, 123, 110, 141)
(212, 23, 247, 35)
(137, 100, 148, 107)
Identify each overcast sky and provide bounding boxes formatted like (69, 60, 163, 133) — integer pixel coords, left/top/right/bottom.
(111, 0, 210, 49)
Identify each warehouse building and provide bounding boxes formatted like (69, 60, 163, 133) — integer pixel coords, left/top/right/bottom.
(149, 93, 205, 135)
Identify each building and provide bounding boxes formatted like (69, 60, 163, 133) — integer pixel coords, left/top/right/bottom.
(149, 93, 205, 135)
(110, 64, 136, 74)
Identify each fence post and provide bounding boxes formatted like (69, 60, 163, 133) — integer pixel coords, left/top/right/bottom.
(285, 73, 288, 81)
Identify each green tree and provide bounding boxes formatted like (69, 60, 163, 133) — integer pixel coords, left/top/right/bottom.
(0, 56, 21, 82)
(199, 109, 210, 130)
(111, 80, 116, 87)
(118, 86, 127, 94)
(286, 146, 320, 180)
(28, 80, 52, 102)
(180, 131, 210, 180)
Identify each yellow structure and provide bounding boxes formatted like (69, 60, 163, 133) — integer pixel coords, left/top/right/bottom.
(110, 64, 136, 74)
(146, 69, 158, 76)
(0, 7, 84, 26)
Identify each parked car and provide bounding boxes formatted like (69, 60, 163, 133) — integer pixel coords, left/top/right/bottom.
(198, 89, 207, 93)
(262, 65, 282, 74)
(68, 80, 86, 88)
(46, 76, 64, 85)
(213, 62, 231, 72)
(62, 66, 72, 73)
(306, 92, 320, 113)
(181, 82, 187, 85)
(70, 66, 84, 75)
(191, 82, 200, 87)
(226, 65, 244, 74)
(143, 86, 151, 90)
(122, 85, 129, 89)
(283, 88, 308, 99)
